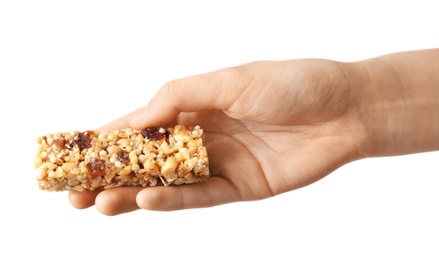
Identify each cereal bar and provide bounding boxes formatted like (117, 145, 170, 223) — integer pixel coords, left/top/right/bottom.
(34, 125, 209, 192)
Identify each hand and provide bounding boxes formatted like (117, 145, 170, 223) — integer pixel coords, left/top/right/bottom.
(69, 59, 368, 215)
(69, 49, 439, 215)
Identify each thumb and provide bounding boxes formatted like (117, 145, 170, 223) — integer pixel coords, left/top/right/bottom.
(129, 70, 238, 128)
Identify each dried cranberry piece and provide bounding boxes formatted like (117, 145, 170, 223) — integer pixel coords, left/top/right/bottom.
(86, 159, 106, 177)
(118, 151, 129, 165)
(72, 131, 93, 151)
(141, 128, 167, 141)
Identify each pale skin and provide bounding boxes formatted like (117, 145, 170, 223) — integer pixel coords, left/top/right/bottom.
(69, 48, 439, 216)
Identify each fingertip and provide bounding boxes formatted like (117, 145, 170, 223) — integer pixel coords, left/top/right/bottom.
(94, 191, 120, 216)
(95, 111, 135, 133)
(129, 106, 150, 129)
(68, 190, 100, 209)
(129, 85, 180, 129)
(94, 187, 143, 216)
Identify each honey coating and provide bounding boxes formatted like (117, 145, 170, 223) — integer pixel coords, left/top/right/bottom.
(34, 125, 209, 192)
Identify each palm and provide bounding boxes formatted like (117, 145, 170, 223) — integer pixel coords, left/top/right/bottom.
(179, 105, 361, 202)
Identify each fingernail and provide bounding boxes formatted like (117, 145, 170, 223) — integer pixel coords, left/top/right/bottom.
(130, 106, 149, 127)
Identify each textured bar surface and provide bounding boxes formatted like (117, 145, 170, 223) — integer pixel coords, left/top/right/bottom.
(34, 125, 209, 192)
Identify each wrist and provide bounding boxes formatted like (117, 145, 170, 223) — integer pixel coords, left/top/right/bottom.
(349, 49, 439, 157)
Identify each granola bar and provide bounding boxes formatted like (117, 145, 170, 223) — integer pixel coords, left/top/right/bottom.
(34, 125, 209, 192)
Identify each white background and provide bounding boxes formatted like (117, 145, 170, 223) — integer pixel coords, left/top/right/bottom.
(1, 1, 438, 259)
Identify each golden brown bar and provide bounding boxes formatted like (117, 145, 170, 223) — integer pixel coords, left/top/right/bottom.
(34, 125, 209, 192)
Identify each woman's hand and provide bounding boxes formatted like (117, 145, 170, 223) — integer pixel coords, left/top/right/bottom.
(69, 49, 439, 215)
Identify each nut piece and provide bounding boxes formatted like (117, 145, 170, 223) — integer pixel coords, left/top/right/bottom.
(107, 145, 122, 155)
(161, 157, 178, 175)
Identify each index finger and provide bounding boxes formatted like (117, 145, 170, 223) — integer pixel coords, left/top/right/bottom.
(95, 110, 137, 132)
(128, 67, 242, 129)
